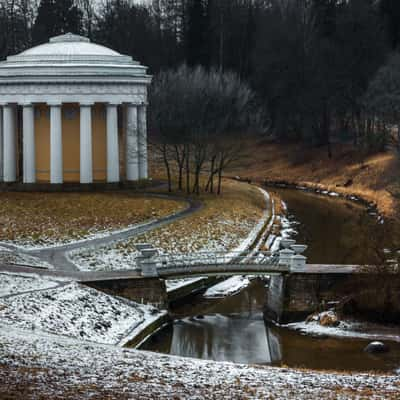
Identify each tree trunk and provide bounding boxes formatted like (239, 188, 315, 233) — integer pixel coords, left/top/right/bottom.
(323, 101, 332, 159)
(217, 154, 224, 195)
(205, 155, 216, 193)
(174, 145, 185, 191)
(397, 123, 400, 154)
(185, 144, 190, 195)
(162, 144, 172, 192)
(192, 167, 201, 195)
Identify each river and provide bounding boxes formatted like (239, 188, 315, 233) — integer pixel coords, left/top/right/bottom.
(140, 188, 400, 373)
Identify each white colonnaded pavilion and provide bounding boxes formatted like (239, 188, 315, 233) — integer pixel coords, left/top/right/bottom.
(0, 32, 151, 185)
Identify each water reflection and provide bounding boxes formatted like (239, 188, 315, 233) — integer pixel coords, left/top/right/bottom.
(142, 309, 400, 372)
(140, 190, 400, 372)
(167, 314, 271, 364)
(141, 281, 400, 372)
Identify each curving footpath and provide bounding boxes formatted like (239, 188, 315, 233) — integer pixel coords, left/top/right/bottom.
(1, 193, 202, 273)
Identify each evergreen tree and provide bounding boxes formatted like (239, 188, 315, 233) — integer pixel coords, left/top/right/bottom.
(380, 0, 400, 50)
(32, 0, 82, 45)
(0, 0, 32, 58)
(185, 0, 208, 66)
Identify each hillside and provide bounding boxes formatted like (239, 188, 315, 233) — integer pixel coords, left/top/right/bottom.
(231, 137, 400, 221)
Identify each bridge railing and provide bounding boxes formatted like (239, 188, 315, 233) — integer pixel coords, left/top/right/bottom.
(153, 250, 276, 269)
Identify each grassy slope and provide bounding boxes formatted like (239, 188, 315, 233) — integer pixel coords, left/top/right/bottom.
(144, 149, 268, 253)
(134, 179, 266, 253)
(0, 192, 184, 244)
(229, 137, 400, 221)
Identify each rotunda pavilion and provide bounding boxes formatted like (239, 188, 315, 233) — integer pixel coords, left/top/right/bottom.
(0, 33, 151, 185)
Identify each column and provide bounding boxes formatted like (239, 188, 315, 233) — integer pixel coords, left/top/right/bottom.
(106, 103, 120, 183)
(3, 104, 16, 182)
(138, 105, 148, 180)
(125, 104, 139, 181)
(49, 103, 63, 184)
(0, 106, 3, 182)
(80, 103, 93, 184)
(22, 104, 36, 183)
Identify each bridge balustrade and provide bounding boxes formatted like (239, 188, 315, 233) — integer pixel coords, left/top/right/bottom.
(154, 250, 274, 269)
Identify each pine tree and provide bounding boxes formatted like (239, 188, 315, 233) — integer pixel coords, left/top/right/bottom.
(185, 0, 208, 66)
(0, 0, 32, 58)
(380, 0, 400, 50)
(32, 0, 82, 45)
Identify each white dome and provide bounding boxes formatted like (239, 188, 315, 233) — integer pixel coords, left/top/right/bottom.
(0, 32, 151, 106)
(0, 33, 151, 87)
(20, 33, 121, 57)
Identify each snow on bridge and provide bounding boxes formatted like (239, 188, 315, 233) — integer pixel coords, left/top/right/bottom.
(139, 249, 291, 279)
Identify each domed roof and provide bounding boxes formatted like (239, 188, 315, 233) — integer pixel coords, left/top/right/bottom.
(20, 33, 121, 57)
(0, 33, 151, 85)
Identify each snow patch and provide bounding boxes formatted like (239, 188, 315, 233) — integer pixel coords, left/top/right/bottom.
(0, 273, 60, 297)
(285, 320, 400, 343)
(0, 282, 157, 345)
(203, 276, 250, 298)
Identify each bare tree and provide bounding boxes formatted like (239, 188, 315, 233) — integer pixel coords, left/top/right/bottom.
(149, 64, 265, 194)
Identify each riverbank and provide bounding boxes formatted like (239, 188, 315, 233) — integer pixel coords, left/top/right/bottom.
(231, 138, 400, 225)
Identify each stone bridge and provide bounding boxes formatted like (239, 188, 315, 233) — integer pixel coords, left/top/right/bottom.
(148, 251, 290, 279)
(2, 244, 399, 324)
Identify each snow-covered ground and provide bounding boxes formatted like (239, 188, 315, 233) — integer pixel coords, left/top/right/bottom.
(0, 281, 160, 345)
(166, 277, 206, 292)
(267, 200, 300, 255)
(10, 219, 165, 252)
(0, 323, 398, 399)
(70, 246, 141, 272)
(285, 319, 400, 343)
(0, 187, 399, 398)
(1, 220, 156, 251)
(70, 187, 272, 273)
(203, 276, 251, 298)
(70, 218, 259, 271)
(0, 272, 60, 297)
(0, 246, 54, 269)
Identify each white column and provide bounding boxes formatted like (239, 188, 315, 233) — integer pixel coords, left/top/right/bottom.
(22, 104, 36, 183)
(138, 105, 148, 180)
(50, 103, 63, 184)
(80, 103, 93, 184)
(126, 104, 139, 181)
(3, 104, 17, 182)
(0, 107, 3, 182)
(106, 103, 120, 183)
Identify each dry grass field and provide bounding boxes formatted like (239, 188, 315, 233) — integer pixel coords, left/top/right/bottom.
(0, 192, 185, 246)
(132, 179, 267, 253)
(73, 179, 268, 271)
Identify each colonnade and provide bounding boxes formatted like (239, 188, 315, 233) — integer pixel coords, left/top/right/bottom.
(0, 102, 148, 184)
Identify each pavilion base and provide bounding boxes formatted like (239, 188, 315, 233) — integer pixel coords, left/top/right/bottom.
(0, 179, 157, 193)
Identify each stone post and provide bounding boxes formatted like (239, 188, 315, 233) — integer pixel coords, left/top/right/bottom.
(279, 249, 295, 266)
(138, 247, 159, 277)
(290, 254, 307, 271)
